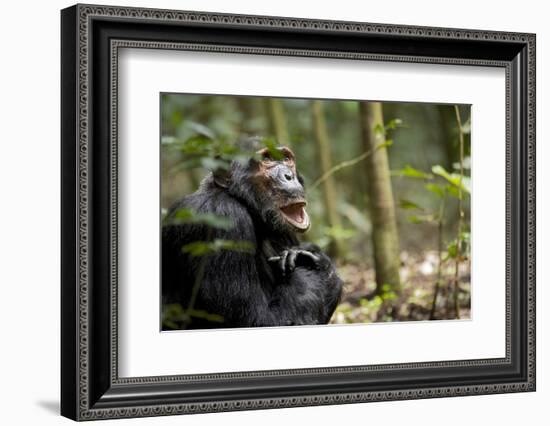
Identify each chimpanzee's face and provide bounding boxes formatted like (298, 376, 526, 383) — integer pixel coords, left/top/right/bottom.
(216, 143, 311, 235)
(251, 146, 310, 233)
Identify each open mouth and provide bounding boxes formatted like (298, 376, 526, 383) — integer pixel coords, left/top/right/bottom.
(280, 201, 310, 232)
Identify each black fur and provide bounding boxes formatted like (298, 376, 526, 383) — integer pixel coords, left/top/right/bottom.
(162, 151, 343, 329)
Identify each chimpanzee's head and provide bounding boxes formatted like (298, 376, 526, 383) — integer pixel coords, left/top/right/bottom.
(212, 139, 310, 235)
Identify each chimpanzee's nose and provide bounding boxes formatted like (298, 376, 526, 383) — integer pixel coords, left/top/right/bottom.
(275, 166, 302, 192)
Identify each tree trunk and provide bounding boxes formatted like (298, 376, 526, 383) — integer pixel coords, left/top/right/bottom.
(359, 101, 401, 294)
(265, 98, 290, 147)
(311, 100, 344, 257)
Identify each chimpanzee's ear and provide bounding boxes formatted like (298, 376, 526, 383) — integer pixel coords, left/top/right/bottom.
(213, 168, 231, 188)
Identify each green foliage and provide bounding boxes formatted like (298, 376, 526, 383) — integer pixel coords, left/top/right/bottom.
(166, 209, 255, 257)
(181, 239, 255, 256)
(407, 214, 435, 224)
(395, 163, 470, 221)
(424, 183, 446, 198)
(397, 153, 471, 306)
(162, 303, 224, 329)
(399, 199, 424, 211)
(385, 118, 404, 131)
(432, 165, 471, 194)
(374, 118, 404, 136)
(445, 184, 461, 199)
(260, 137, 285, 161)
(443, 231, 470, 262)
(167, 208, 234, 230)
(166, 131, 290, 176)
(334, 296, 383, 324)
(392, 165, 433, 179)
(373, 123, 385, 137)
(377, 139, 393, 149)
(379, 283, 398, 301)
(165, 132, 239, 174)
(446, 240, 458, 259)
(161, 96, 472, 324)
(334, 283, 397, 324)
(360, 296, 383, 311)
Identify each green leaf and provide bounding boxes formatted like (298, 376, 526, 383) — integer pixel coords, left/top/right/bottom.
(181, 241, 214, 256)
(170, 209, 234, 230)
(261, 137, 284, 160)
(407, 214, 434, 224)
(392, 165, 433, 179)
(186, 309, 224, 322)
(177, 135, 212, 155)
(399, 199, 424, 210)
(432, 164, 453, 181)
(216, 141, 240, 157)
(187, 121, 216, 140)
(381, 283, 392, 293)
(445, 185, 458, 198)
(446, 240, 458, 259)
(385, 118, 403, 130)
(182, 239, 255, 256)
(374, 123, 385, 137)
(162, 303, 225, 327)
(425, 183, 446, 198)
(380, 283, 398, 301)
(370, 139, 393, 153)
(232, 154, 253, 167)
(432, 165, 470, 194)
(200, 157, 230, 171)
(381, 290, 397, 302)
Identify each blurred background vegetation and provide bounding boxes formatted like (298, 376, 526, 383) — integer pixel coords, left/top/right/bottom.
(161, 93, 471, 325)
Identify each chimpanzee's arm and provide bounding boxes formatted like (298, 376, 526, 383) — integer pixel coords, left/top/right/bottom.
(194, 242, 342, 327)
(162, 190, 342, 328)
(274, 243, 343, 324)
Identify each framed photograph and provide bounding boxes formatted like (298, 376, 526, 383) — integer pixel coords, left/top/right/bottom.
(61, 3, 536, 421)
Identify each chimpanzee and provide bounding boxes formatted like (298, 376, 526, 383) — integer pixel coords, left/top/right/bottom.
(162, 139, 343, 329)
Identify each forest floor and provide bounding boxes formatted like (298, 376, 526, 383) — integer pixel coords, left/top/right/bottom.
(330, 250, 471, 324)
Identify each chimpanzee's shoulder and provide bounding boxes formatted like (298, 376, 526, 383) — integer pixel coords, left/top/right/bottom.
(166, 186, 255, 240)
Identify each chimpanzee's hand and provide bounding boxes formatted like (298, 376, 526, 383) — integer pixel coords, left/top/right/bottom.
(268, 248, 321, 276)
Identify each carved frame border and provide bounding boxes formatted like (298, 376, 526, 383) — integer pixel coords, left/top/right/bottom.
(61, 3, 536, 421)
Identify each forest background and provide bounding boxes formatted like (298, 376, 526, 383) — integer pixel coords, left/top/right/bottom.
(161, 94, 472, 326)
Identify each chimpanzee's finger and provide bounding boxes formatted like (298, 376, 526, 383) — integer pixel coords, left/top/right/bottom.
(268, 256, 281, 263)
(286, 249, 298, 273)
(279, 250, 289, 275)
(298, 250, 321, 265)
